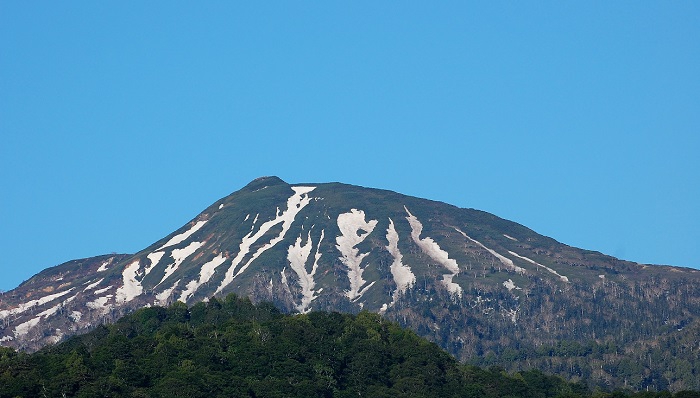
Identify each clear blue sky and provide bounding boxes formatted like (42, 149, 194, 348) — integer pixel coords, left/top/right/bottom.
(1, 2, 698, 291)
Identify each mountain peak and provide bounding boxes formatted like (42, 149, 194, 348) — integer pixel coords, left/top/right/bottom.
(244, 176, 288, 191)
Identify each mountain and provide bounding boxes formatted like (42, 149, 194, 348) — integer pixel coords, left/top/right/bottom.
(2, 176, 699, 391)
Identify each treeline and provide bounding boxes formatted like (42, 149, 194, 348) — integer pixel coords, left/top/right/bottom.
(0, 295, 698, 398)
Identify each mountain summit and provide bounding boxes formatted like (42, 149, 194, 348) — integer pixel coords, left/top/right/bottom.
(2, 177, 699, 391)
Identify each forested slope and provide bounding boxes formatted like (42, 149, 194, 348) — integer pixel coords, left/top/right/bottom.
(1, 295, 699, 398)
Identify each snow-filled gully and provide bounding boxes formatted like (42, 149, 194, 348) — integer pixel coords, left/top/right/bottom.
(286, 230, 325, 313)
(507, 251, 569, 282)
(405, 207, 462, 297)
(179, 253, 228, 303)
(452, 228, 526, 274)
(115, 260, 144, 304)
(380, 218, 416, 313)
(157, 241, 204, 286)
(0, 289, 75, 320)
(336, 209, 378, 302)
(157, 220, 207, 250)
(215, 186, 316, 294)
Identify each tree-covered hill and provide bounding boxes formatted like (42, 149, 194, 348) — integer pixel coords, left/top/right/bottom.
(1, 295, 698, 398)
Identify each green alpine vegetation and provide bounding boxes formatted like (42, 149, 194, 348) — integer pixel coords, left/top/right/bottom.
(1, 295, 698, 398)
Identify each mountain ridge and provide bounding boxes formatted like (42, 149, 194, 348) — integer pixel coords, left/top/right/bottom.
(2, 177, 699, 391)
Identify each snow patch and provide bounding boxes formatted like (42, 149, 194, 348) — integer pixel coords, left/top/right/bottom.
(115, 260, 143, 304)
(36, 303, 61, 319)
(216, 186, 316, 294)
(179, 253, 228, 303)
(503, 308, 518, 323)
(145, 251, 166, 275)
(14, 317, 41, 337)
(219, 204, 224, 210)
(383, 218, 416, 309)
(158, 220, 207, 250)
(503, 279, 521, 291)
(281, 267, 289, 288)
(48, 330, 64, 344)
(70, 311, 82, 322)
(0, 289, 74, 319)
(507, 251, 569, 282)
(9, 292, 79, 337)
(503, 234, 518, 241)
(336, 209, 378, 301)
(0, 336, 13, 342)
(156, 280, 180, 305)
(84, 278, 105, 291)
(97, 260, 111, 272)
(158, 241, 204, 286)
(287, 230, 325, 313)
(93, 286, 112, 295)
(453, 228, 526, 274)
(405, 207, 462, 296)
(87, 295, 112, 311)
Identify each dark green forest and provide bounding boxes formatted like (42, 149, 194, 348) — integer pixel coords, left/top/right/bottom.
(1, 295, 698, 398)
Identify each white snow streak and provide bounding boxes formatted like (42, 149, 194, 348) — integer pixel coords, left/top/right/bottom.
(156, 280, 180, 305)
(84, 278, 105, 291)
(281, 267, 289, 288)
(115, 260, 143, 304)
(145, 251, 165, 275)
(453, 228, 526, 274)
(383, 218, 415, 311)
(504, 308, 518, 323)
(97, 260, 111, 272)
(158, 220, 207, 250)
(13, 317, 41, 337)
(158, 241, 204, 286)
(287, 230, 325, 313)
(14, 292, 80, 335)
(87, 295, 112, 311)
(216, 186, 316, 294)
(507, 251, 569, 282)
(503, 234, 518, 241)
(70, 311, 82, 322)
(405, 207, 462, 296)
(503, 279, 521, 291)
(336, 209, 378, 301)
(93, 286, 112, 295)
(37, 302, 62, 318)
(179, 253, 228, 303)
(0, 289, 74, 319)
